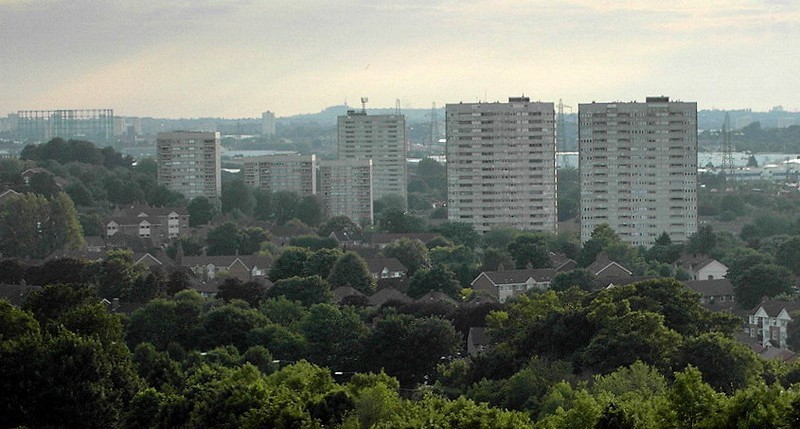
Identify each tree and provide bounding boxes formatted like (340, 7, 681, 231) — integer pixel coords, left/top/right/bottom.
(0, 192, 84, 259)
(318, 215, 362, 239)
(364, 314, 461, 386)
(579, 224, 623, 267)
(268, 246, 312, 282)
(382, 237, 431, 276)
(266, 275, 332, 307)
(199, 303, 269, 351)
(239, 227, 270, 255)
(300, 304, 368, 370)
(272, 191, 299, 224)
(205, 222, 240, 255)
(95, 249, 144, 300)
(675, 332, 762, 394)
(296, 195, 325, 227)
(433, 221, 481, 249)
(550, 269, 595, 292)
(221, 180, 255, 215)
(507, 233, 551, 269)
(775, 235, 800, 275)
(218, 278, 267, 306)
(407, 266, 461, 299)
(187, 196, 216, 226)
(327, 252, 375, 294)
(289, 235, 338, 251)
(581, 310, 681, 373)
(732, 263, 792, 309)
(377, 208, 425, 233)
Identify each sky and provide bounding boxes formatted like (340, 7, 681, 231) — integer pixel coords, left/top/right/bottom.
(2, 0, 799, 118)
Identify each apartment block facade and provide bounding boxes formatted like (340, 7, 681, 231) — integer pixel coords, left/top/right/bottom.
(446, 97, 557, 234)
(318, 159, 373, 225)
(337, 110, 406, 205)
(243, 154, 316, 196)
(157, 131, 221, 201)
(578, 97, 697, 246)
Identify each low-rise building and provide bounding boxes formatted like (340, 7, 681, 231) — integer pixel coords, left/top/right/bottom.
(747, 300, 800, 349)
(471, 268, 556, 303)
(675, 254, 728, 280)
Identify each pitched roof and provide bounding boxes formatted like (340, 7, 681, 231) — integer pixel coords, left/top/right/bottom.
(468, 327, 489, 348)
(759, 347, 797, 362)
(416, 290, 459, 305)
(591, 276, 655, 290)
(751, 300, 800, 317)
(332, 286, 365, 304)
(479, 268, 557, 285)
(586, 254, 632, 276)
(0, 284, 42, 307)
(550, 252, 577, 270)
(181, 255, 271, 269)
(368, 287, 412, 306)
(684, 279, 734, 297)
(675, 253, 723, 272)
(365, 257, 407, 274)
(117, 204, 189, 217)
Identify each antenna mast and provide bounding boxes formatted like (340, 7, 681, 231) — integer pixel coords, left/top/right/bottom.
(360, 97, 369, 113)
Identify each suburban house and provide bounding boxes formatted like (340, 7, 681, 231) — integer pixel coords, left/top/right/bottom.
(675, 254, 728, 280)
(181, 255, 271, 281)
(21, 167, 68, 188)
(551, 253, 578, 272)
(471, 268, 556, 303)
(586, 254, 632, 278)
(684, 279, 735, 308)
(365, 258, 407, 279)
(0, 189, 20, 204)
(747, 300, 800, 350)
(105, 205, 190, 246)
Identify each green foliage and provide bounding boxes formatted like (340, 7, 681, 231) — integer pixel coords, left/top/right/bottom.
(732, 263, 792, 309)
(0, 192, 84, 259)
(94, 249, 146, 300)
(407, 266, 461, 299)
(206, 222, 269, 256)
(377, 207, 426, 233)
(327, 251, 375, 294)
(221, 180, 256, 215)
(364, 314, 461, 386)
(507, 233, 552, 269)
(300, 304, 368, 370)
(550, 269, 595, 292)
(675, 332, 762, 394)
(289, 234, 338, 250)
(382, 237, 431, 276)
(432, 221, 481, 249)
(217, 278, 267, 306)
(187, 196, 216, 226)
(557, 168, 580, 221)
(267, 275, 333, 306)
(200, 303, 269, 352)
(318, 215, 362, 238)
(268, 246, 312, 282)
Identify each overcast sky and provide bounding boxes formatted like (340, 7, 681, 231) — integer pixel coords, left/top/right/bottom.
(2, 0, 799, 118)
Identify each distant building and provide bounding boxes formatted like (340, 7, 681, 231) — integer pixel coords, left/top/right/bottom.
(261, 111, 276, 136)
(318, 159, 373, 225)
(15, 109, 114, 143)
(579, 97, 698, 245)
(243, 154, 316, 195)
(157, 131, 221, 202)
(471, 268, 556, 303)
(748, 300, 800, 350)
(338, 110, 407, 205)
(446, 97, 557, 234)
(675, 254, 728, 280)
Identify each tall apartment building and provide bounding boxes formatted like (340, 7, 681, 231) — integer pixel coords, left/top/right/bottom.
(579, 96, 697, 246)
(446, 97, 557, 234)
(157, 131, 221, 201)
(337, 110, 406, 205)
(243, 154, 316, 195)
(261, 111, 276, 136)
(318, 159, 373, 225)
